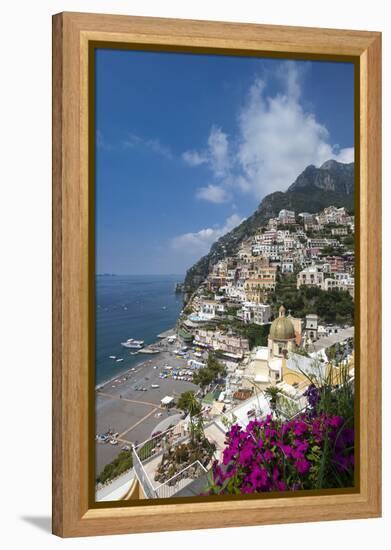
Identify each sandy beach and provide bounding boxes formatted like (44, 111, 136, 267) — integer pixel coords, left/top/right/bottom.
(95, 339, 201, 475)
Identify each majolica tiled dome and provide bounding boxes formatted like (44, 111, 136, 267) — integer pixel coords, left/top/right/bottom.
(269, 305, 295, 340)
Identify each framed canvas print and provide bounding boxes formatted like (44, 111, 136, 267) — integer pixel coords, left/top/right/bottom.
(52, 12, 381, 537)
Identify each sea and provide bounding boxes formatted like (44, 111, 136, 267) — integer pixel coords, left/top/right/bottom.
(95, 274, 183, 385)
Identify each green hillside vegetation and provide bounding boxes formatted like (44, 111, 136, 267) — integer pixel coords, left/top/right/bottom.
(213, 318, 270, 349)
(320, 245, 344, 257)
(96, 450, 133, 485)
(269, 274, 354, 325)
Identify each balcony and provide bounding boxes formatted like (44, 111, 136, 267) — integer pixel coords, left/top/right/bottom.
(132, 419, 226, 499)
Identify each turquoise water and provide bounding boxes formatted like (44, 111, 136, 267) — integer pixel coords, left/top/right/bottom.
(95, 275, 183, 384)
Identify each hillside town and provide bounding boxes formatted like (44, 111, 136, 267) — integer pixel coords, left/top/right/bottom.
(180, 203, 354, 351)
(96, 204, 355, 502)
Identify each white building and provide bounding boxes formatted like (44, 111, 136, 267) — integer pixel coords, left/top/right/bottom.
(331, 227, 348, 236)
(238, 302, 272, 325)
(196, 299, 225, 320)
(278, 209, 295, 225)
(252, 243, 283, 259)
(298, 212, 314, 224)
(322, 274, 355, 297)
(221, 283, 246, 302)
(297, 265, 324, 289)
(318, 206, 348, 225)
(304, 314, 319, 341)
(281, 260, 294, 273)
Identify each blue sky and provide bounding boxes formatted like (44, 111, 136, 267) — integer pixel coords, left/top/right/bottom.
(95, 49, 354, 275)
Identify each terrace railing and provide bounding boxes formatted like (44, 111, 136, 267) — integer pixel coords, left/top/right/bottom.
(132, 447, 157, 499)
(132, 414, 213, 499)
(154, 460, 207, 499)
(134, 423, 188, 465)
(274, 393, 308, 421)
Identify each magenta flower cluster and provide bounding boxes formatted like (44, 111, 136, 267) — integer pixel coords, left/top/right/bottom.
(209, 413, 354, 494)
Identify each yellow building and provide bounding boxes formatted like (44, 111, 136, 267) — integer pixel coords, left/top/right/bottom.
(247, 305, 297, 387)
(244, 269, 277, 302)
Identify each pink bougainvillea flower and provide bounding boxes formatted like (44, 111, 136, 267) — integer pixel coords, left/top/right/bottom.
(293, 421, 308, 436)
(328, 416, 343, 429)
(295, 458, 311, 475)
(208, 410, 354, 496)
(278, 443, 293, 457)
(263, 449, 274, 461)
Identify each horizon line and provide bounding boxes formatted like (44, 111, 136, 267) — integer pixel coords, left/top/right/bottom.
(96, 273, 185, 277)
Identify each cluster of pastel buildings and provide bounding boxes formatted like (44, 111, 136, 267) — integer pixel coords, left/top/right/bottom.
(172, 206, 354, 393)
(99, 205, 355, 502)
(199, 206, 354, 306)
(181, 205, 354, 359)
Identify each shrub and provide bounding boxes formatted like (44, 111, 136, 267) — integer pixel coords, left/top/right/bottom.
(193, 353, 226, 388)
(96, 450, 133, 484)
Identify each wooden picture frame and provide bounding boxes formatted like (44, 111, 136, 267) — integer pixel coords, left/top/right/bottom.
(52, 11, 381, 537)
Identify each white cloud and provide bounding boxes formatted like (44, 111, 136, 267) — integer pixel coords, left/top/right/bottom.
(123, 133, 173, 159)
(183, 62, 354, 202)
(207, 126, 230, 177)
(236, 63, 354, 198)
(333, 147, 354, 163)
(182, 150, 207, 166)
(182, 126, 230, 182)
(96, 130, 114, 150)
(196, 184, 230, 204)
(171, 214, 243, 257)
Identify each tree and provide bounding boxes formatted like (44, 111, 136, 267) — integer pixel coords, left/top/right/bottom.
(242, 323, 269, 349)
(192, 368, 213, 389)
(177, 391, 201, 417)
(342, 235, 354, 247)
(269, 282, 354, 325)
(320, 245, 343, 257)
(193, 353, 226, 388)
(264, 386, 283, 415)
(96, 450, 133, 484)
(207, 352, 225, 373)
(176, 391, 202, 443)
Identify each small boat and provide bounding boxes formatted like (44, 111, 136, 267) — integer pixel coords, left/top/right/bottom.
(139, 348, 160, 355)
(116, 358, 124, 363)
(121, 338, 144, 349)
(109, 355, 116, 359)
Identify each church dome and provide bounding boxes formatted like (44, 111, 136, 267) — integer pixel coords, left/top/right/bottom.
(269, 305, 296, 340)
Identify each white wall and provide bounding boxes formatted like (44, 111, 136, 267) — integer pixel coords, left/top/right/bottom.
(0, 0, 389, 547)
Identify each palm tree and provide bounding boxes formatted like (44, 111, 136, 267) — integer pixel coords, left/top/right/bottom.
(177, 391, 201, 417)
(264, 386, 282, 416)
(177, 391, 202, 443)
